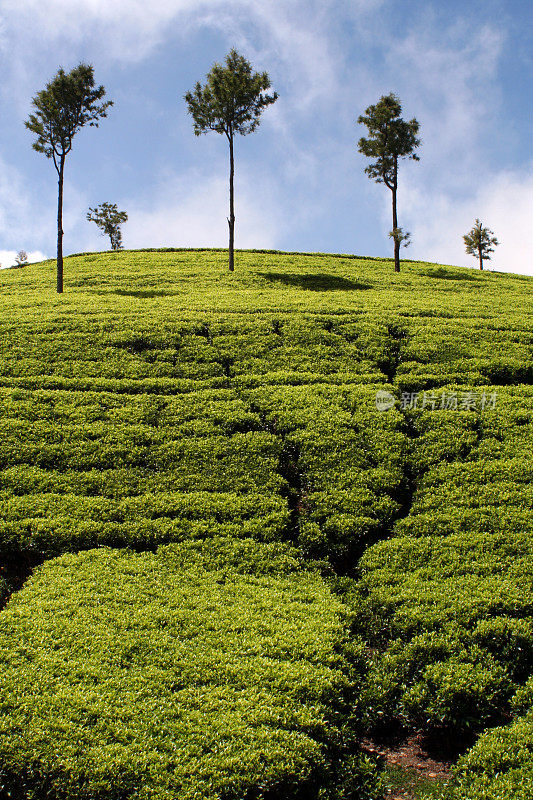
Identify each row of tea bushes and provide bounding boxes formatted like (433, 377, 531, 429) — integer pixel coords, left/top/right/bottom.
(450, 674, 533, 799)
(449, 711, 533, 799)
(394, 314, 533, 392)
(0, 381, 407, 569)
(356, 531, 533, 734)
(2, 250, 533, 799)
(0, 491, 290, 556)
(356, 385, 533, 740)
(0, 383, 289, 564)
(0, 316, 382, 384)
(245, 381, 406, 569)
(0, 538, 383, 800)
(0, 310, 392, 575)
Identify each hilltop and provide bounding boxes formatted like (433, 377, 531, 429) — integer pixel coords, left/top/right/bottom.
(0, 249, 533, 800)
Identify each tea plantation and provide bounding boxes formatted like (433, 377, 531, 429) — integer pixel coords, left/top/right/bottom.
(0, 249, 532, 799)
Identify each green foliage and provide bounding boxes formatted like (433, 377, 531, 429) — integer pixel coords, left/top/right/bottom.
(2, 248, 533, 798)
(0, 260, 409, 569)
(25, 63, 112, 293)
(463, 219, 499, 269)
(185, 51, 277, 272)
(357, 93, 420, 271)
(15, 250, 28, 267)
(357, 93, 420, 186)
(87, 202, 128, 250)
(184, 49, 278, 138)
(25, 63, 112, 167)
(357, 528, 533, 732)
(0, 538, 380, 800)
(389, 227, 411, 249)
(356, 383, 533, 739)
(448, 710, 533, 799)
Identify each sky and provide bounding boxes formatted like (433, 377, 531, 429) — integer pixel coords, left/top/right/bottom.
(0, 0, 531, 273)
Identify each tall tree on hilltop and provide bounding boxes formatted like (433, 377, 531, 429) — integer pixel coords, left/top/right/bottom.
(25, 64, 113, 293)
(463, 219, 499, 271)
(185, 49, 278, 272)
(358, 93, 420, 273)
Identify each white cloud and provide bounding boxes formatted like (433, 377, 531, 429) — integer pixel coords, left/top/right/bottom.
(0, 150, 97, 258)
(365, 17, 529, 270)
(0, 250, 46, 268)
(405, 168, 533, 275)
(0, 149, 108, 263)
(199, 1, 342, 110)
(383, 19, 505, 188)
(0, 0, 370, 72)
(0, 0, 530, 274)
(0, 0, 381, 116)
(0, 156, 53, 250)
(0, 0, 380, 260)
(374, 17, 531, 275)
(0, 0, 219, 61)
(125, 168, 284, 250)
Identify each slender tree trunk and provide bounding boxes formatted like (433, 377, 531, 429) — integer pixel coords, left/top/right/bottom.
(228, 134, 235, 273)
(392, 179, 400, 273)
(56, 156, 65, 294)
(478, 246, 483, 271)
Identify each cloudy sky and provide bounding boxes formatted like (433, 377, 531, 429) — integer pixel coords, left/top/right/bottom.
(0, 0, 531, 273)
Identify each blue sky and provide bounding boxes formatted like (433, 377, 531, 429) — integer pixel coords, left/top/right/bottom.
(0, 0, 531, 273)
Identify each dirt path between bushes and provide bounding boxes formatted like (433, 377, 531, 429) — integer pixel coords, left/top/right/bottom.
(362, 734, 452, 799)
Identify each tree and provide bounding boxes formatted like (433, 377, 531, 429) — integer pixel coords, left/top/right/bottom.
(389, 227, 411, 252)
(25, 64, 113, 293)
(463, 219, 498, 271)
(15, 250, 28, 267)
(358, 93, 420, 273)
(87, 203, 128, 251)
(185, 49, 278, 272)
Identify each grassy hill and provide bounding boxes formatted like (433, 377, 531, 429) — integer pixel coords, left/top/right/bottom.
(1, 249, 533, 800)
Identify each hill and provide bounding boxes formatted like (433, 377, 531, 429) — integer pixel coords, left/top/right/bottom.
(0, 249, 533, 800)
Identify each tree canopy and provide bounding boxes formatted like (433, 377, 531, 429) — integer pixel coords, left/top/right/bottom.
(357, 93, 420, 189)
(87, 203, 128, 251)
(357, 93, 420, 273)
(463, 219, 499, 270)
(25, 64, 112, 173)
(185, 49, 278, 141)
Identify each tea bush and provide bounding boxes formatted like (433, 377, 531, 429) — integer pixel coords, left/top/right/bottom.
(2, 248, 533, 797)
(0, 538, 382, 800)
(449, 710, 533, 799)
(357, 381, 533, 738)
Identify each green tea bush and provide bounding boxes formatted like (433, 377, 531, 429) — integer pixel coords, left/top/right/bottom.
(356, 372, 533, 745)
(402, 658, 513, 732)
(2, 248, 533, 795)
(0, 491, 290, 556)
(0, 538, 381, 800)
(449, 711, 533, 800)
(356, 532, 533, 733)
(246, 383, 405, 568)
